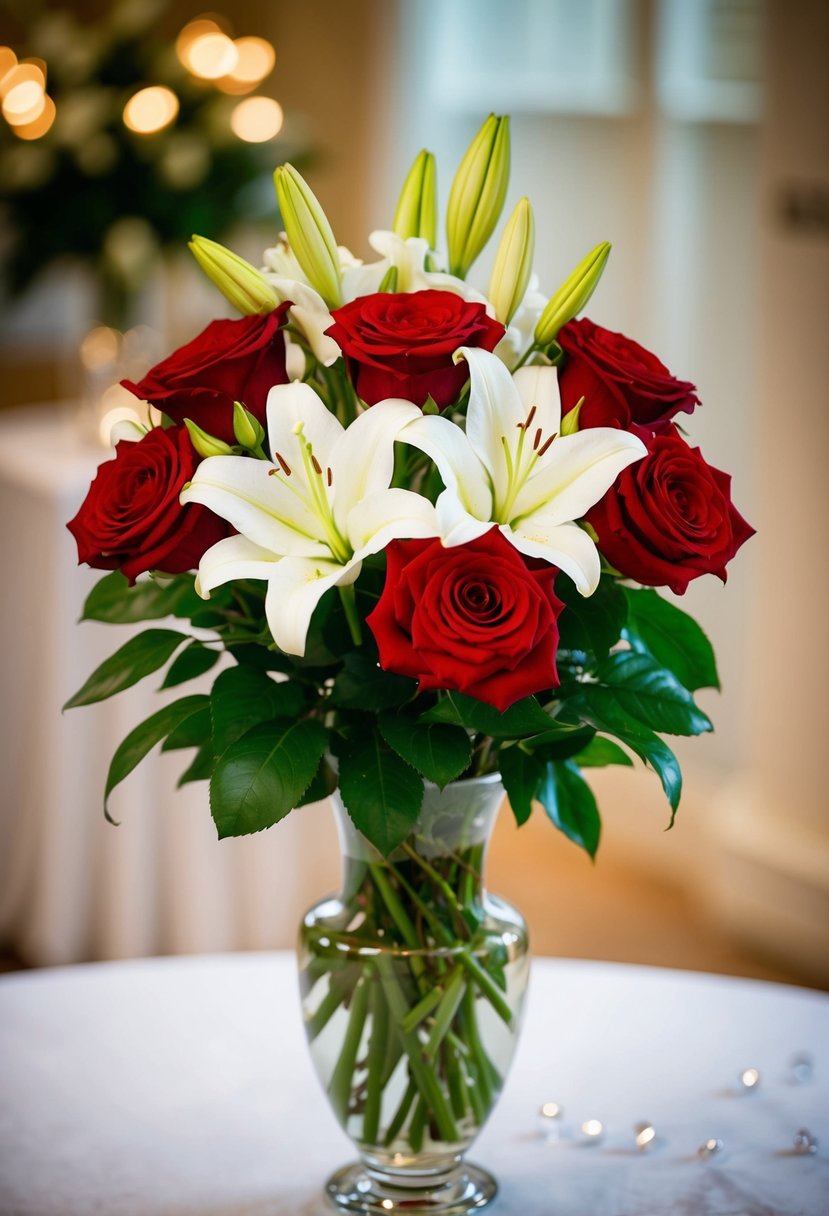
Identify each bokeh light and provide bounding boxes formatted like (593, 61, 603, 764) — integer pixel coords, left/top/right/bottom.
(230, 96, 283, 143)
(11, 94, 56, 140)
(123, 86, 179, 135)
(184, 29, 238, 80)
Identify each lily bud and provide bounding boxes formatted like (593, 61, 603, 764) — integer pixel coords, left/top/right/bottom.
(377, 264, 399, 293)
(446, 114, 510, 279)
(184, 419, 234, 459)
(188, 236, 279, 315)
(273, 163, 342, 309)
(488, 197, 535, 326)
(393, 149, 437, 248)
(232, 401, 265, 450)
(534, 241, 611, 346)
(560, 396, 584, 436)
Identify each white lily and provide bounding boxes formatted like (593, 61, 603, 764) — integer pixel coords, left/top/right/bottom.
(181, 384, 438, 655)
(401, 348, 647, 595)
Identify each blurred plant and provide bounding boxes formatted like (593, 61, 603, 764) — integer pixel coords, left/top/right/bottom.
(0, 0, 303, 327)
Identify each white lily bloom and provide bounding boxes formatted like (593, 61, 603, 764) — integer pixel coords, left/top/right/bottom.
(259, 231, 490, 367)
(401, 348, 647, 595)
(181, 384, 438, 655)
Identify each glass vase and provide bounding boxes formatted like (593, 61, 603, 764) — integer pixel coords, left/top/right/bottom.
(298, 773, 530, 1215)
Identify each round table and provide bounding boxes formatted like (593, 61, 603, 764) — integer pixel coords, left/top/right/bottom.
(0, 953, 826, 1215)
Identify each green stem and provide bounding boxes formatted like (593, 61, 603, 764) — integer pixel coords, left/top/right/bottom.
(400, 984, 444, 1036)
(383, 1078, 417, 1147)
(425, 966, 466, 1060)
(327, 978, 369, 1123)
(409, 1096, 428, 1153)
(362, 982, 388, 1144)
(375, 955, 459, 1144)
(401, 843, 473, 939)
(511, 341, 540, 371)
(338, 583, 363, 647)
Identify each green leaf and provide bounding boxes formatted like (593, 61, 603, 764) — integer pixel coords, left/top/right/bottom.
(524, 721, 595, 761)
(64, 630, 188, 709)
(421, 692, 553, 737)
(81, 571, 202, 624)
(329, 652, 417, 711)
(499, 746, 543, 826)
(177, 743, 214, 787)
(378, 714, 472, 788)
(577, 651, 713, 736)
(537, 760, 601, 858)
(161, 704, 212, 751)
(210, 666, 306, 757)
(556, 573, 628, 661)
(623, 587, 720, 691)
(569, 703, 683, 818)
(210, 718, 328, 838)
(103, 695, 210, 819)
(335, 733, 423, 856)
(295, 758, 334, 807)
(574, 736, 634, 768)
(159, 642, 221, 689)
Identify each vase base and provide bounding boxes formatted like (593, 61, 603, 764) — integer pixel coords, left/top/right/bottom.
(324, 1159, 497, 1214)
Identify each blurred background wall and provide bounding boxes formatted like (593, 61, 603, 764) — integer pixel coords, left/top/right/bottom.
(0, 0, 826, 984)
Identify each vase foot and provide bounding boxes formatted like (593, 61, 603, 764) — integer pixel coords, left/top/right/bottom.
(324, 1159, 497, 1214)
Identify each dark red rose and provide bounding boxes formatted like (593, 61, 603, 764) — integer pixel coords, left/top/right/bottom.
(67, 425, 227, 583)
(558, 318, 701, 431)
(122, 306, 291, 443)
(586, 429, 754, 594)
(367, 530, 563, 711)
(325, 289, 505, 409)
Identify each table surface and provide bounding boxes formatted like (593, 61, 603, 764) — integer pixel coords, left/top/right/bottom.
(1, 953, 827, 1216)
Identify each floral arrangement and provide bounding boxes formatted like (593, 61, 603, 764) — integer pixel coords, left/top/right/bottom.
(65, 114, 753, 1173)
(66, 113, 753, 860)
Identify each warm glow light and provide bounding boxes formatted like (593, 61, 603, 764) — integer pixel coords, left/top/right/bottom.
(229, 36, 275, 83)
(0, 62, 46, 105)
(230, 96, 283, 143)
(98, 404, 143, 448)
(186, 31, 238, 80)
(80, 326, 121, 370)
(12, 93, 56, 140)
(3, 84, 46, 126)
(176, 18, 221, 68)
(0, 46, 18, 83)
(123, 86, 179, 135)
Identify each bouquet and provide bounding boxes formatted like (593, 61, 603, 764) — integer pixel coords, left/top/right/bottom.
(65, 114, 754, 1178)
(66, 113, 752, 857)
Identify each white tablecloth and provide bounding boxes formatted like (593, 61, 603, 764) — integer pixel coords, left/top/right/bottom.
(0, 403, 339, 965)
(0, 953, 826, 1215)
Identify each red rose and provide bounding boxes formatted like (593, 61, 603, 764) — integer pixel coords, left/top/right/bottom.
(367, 530, 563, 711)
(67, 426, 227, 583)
(586, 429, 754, 594)
(325, 289, 504, 409)
(122, 307, 291, 443)
(558, 318, 701, 431)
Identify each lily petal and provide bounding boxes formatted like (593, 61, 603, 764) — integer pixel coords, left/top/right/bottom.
(457, 346, 526, 507)
(506, 516, 602, 595)
(435, 489, 499, 548)
(512, 428, 646, 524)
(401, 414, 492, 520)
(347, 487, 439, 558)
(181, 456, 328, 557)
(264, 555, 359, 655)
(513, 362, 562, 433)
(330, 398, 422, 533)
(195, 534, 280, 597)
(265, 380, 344, 472)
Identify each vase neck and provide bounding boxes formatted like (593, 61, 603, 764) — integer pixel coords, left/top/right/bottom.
(330, 774, 505, 899)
